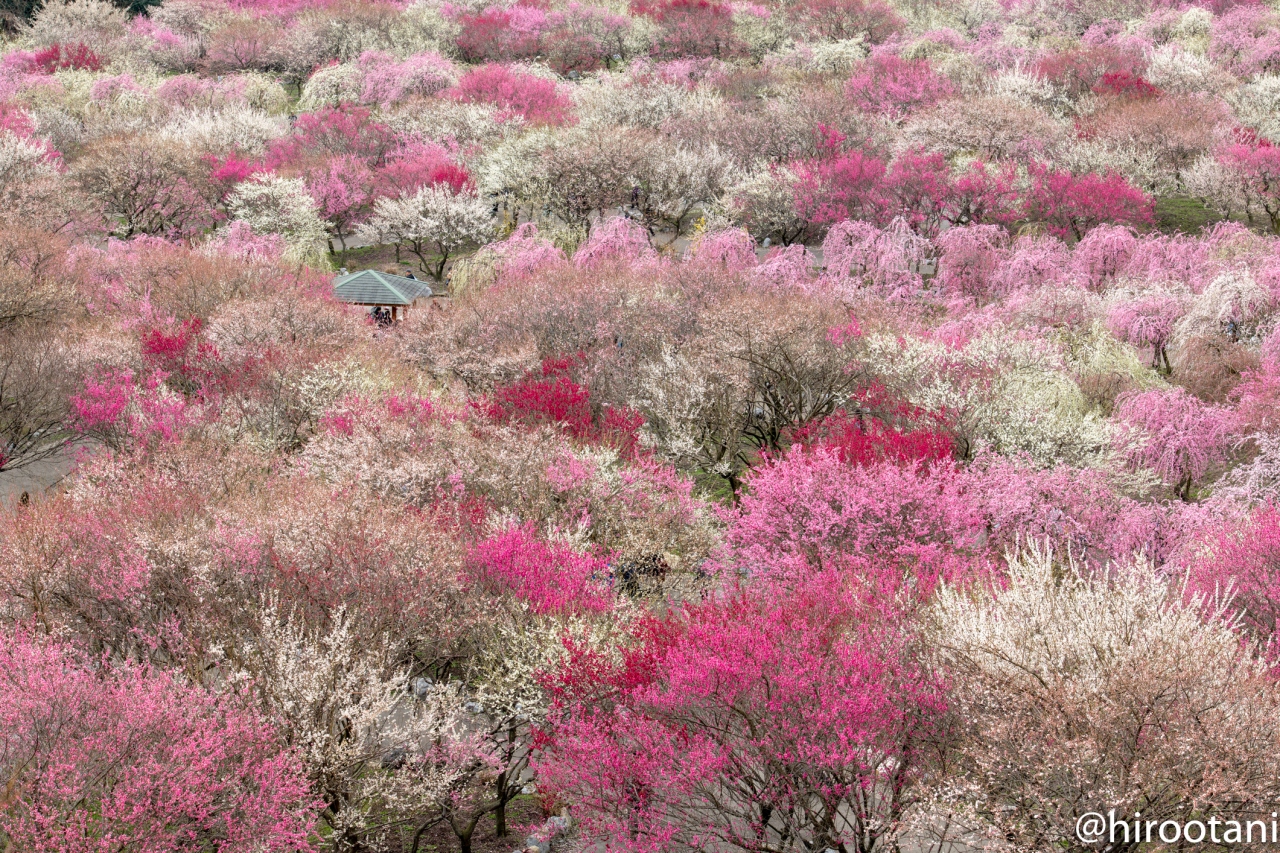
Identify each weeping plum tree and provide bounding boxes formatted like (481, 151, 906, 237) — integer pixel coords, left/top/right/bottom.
(1113, 387, 1234, 500)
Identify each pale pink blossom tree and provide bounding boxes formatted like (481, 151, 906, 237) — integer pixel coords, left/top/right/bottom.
(845, 54, 954, 121)
(935, 224, 1008, 308)
(306, 154, 374, 253)
(1106, 290, 1186, 371)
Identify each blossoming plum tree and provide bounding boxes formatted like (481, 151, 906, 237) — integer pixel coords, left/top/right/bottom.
(360, 184, 494, 280)
(0, 632, 316, 853)
(1113, 386, 1234, 500)
(536, 570, 947, 853)
(10, 1, 1280, 849)
(931, 549, 1280, 853)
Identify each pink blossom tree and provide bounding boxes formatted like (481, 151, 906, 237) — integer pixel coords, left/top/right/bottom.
(455, 6, 548, 63)
(1106, 290, 1186, 371)
(1070, 223, 1138, 291)
(0, 632, 316, 853)
(452, 65, 574, 127)
(466, 524, 612, 616)
(1185, 503, 1280, 650)
(722, 439, 1172, 580)
(357, 50, 455, 108)
(375, 143, 472, 197)
(689, 228, 758, 272)
(535, 570, 948, 853)
(306, 155, 374, 253)
(573, 216, 659, 269)
(935, 224, 1008, 308)
(476, 222, 570, 283)
(845, 55, 954, 121)
(1234, 325, 1280, 433)
(1217, 139, 1280, 234)
(719, 445, 977, 582)
(821, 217, 930, 298)
(751, 243, 814, 289)
(1113, 387, 1235, 500)
(70, 368, 191, 452)
(634, 0, 746, 60)
(943, 160, 1021, 229)
(266, 105, 397, 171)
(1209, 5, 1280, 78)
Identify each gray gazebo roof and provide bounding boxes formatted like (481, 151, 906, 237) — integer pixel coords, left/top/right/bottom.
(333, 270, 436, 306)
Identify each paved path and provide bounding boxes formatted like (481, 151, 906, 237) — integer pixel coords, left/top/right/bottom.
(0, 448, 76, 507)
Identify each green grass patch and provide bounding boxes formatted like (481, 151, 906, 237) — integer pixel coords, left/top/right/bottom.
(332, 244, 421, 275)
(1155, 196, 1225, 235)
(692, 468, 738, 505)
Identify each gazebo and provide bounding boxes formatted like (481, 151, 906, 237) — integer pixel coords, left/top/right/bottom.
(332, 270, 438, 322)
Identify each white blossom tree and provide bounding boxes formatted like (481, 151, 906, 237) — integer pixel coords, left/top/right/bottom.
(0, 129, 56, 188)
(635, 144, 739, 244)
(238, 601, 478, 852)
(228, 174, 331, 268)
(158, 105, 289, 158)
(723, 165, 808, 245)
(926, 549, 1280, 853)
(360, 184, 494, 281)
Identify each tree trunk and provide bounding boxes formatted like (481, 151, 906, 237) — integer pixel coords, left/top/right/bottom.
(453, 813, 482, 853)
(1179, 473, 1194, 502)
(727, 469, 742, 505)
(456, 823, 475, 853)
(494, 772, 508, 838)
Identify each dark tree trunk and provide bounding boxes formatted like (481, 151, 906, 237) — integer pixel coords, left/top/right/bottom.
(495, 773, 508, 838)
(453, 813, 482, 853)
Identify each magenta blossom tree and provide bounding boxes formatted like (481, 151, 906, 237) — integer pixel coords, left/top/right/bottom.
(1023, 164, 1155, 241)
(793, 149, 886, 229)
(881, 150, 951, 236)
(466, 524, 613, 616)
(535, 569, 948, 853)
(1018, 162, 1162, 239)
(1185, 503, 1280, 651)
